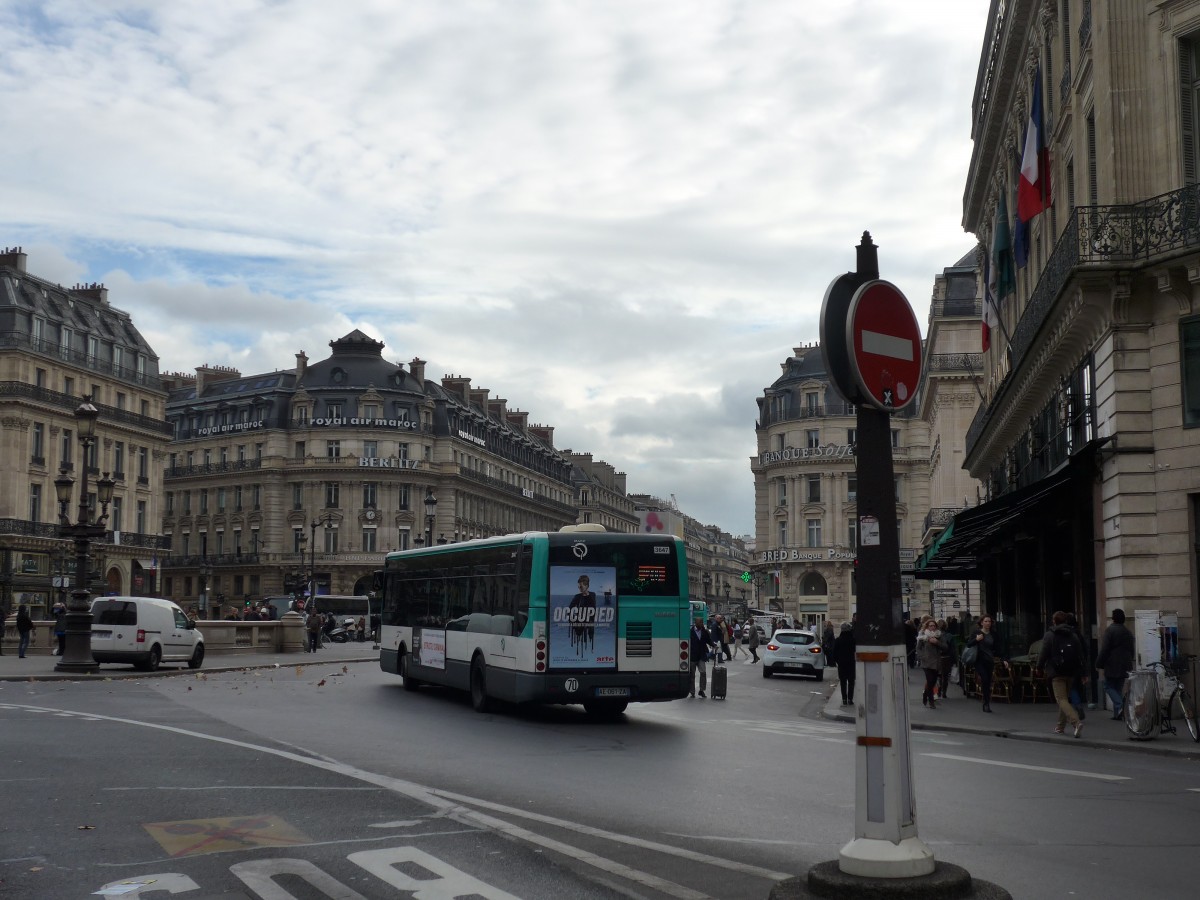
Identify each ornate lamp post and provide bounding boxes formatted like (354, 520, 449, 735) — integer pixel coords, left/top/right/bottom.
(52, 397, 114, 674)
(723, 582, 731, 613)
(307, 513, 334, 606)
(701, 571, 712, 608)
(423, 488, 437, 547)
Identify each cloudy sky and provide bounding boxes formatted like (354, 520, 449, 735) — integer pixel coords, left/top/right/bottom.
(1, 0, 988, 536)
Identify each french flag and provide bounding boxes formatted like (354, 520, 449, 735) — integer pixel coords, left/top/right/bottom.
(1017, 65, 1051, 222)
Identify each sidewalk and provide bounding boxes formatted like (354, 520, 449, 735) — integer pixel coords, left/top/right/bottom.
(821, 666, 1200, 761)
(0, 642, 381, 682)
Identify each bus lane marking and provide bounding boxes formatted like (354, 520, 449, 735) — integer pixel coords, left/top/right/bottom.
(6, 702, 763, 900)
(924, 752, 1130, 782)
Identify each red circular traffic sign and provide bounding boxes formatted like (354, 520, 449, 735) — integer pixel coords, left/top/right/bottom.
(845, 280, 922, 412)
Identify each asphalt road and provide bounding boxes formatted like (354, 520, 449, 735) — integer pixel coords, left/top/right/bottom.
(2, 659, 1197, 899)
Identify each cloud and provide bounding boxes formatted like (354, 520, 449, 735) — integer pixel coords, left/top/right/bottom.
(0, 0, 990, 534)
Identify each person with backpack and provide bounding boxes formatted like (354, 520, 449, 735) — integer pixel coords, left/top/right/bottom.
(1037, 610, 1088, 738)
(966, 615, 997, 712)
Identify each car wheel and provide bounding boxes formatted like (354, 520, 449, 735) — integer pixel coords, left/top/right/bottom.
(187, 644, 205, 670)
(470, 658, 491, 713)
(400, 648, 421, 692)
(762, 667, 772, 679)
(140, 645, 161, 672)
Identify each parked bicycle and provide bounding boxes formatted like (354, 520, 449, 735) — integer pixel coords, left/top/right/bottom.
(1122, 657, 1199, 742)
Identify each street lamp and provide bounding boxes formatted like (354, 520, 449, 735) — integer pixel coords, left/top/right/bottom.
(423, 488, 437, 547)
(723, 582, 730, 612)
(52, 396, 115, 674)
(198, 559, 212, 620)
(308, 513, 334, 606)
(701, 571, 711, 606)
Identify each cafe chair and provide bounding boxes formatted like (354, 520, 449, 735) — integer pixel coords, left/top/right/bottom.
(1020, 665, 1052, 703)
(991, 660, 1014, 702)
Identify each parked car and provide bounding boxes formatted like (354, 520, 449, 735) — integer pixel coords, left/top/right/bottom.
(761, 629, 824, 680)
(90, 596, 205, 671)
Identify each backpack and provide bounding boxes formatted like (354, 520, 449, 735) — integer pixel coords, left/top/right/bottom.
(1051, 629, 1082, 676)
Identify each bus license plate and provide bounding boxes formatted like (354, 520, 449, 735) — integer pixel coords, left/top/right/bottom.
(596, 687, 629, 697)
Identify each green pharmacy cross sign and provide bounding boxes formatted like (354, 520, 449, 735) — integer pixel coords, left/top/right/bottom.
(740, 571, 752, 583)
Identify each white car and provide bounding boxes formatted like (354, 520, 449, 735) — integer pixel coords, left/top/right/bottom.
(762, 629, 825, 680)
(91, 596, 205, 671)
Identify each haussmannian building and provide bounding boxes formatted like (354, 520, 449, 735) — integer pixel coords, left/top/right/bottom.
(0, 247, 172, 618)
(752, 343, 931, 628)
(567, 452, 639, 533)
(159, 330, 579, 616)
(917, 0, 1200, 667)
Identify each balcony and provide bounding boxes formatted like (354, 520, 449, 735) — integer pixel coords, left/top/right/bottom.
(967, 186, 1200, 458)
(0, 518, 170, 549)
(0, 335, 163, 390)
(758, 402, 857, 428)
(159, 553, 260, 569)
(0, 380, 171, 434)
(926, 353, 984, 375)
(165, 458, 263, 479)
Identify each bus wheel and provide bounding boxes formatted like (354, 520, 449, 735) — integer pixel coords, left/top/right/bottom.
(584, 699, 628, 718)
(470, 659, 491, 713)
(400, 649, 421, 692)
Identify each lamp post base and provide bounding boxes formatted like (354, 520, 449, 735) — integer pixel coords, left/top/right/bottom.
(54, 595, 99, 674)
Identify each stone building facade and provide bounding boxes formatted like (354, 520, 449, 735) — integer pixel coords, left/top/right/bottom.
(160, 330, 578, 615)
(0, 247, 171, 618)
(918, 0, 1200, 666)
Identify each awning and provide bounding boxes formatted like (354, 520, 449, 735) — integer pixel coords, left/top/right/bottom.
(914, 462, 1081, 578)
(132, 558, 156, 570)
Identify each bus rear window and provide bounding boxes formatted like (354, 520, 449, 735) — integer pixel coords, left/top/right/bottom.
(548, 541, 680, 596)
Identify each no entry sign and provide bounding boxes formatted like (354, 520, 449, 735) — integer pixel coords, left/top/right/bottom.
(845, 280, 922, 412)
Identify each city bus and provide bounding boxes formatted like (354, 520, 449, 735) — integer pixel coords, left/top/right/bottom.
(376, 525, 691, 716)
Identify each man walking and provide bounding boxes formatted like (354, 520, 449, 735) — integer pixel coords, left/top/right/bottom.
(689, 617, 714, 698)
(1037, 610, 1088, 738)
(747, 619, 761, 663)
(1096, 608, 1135, 719)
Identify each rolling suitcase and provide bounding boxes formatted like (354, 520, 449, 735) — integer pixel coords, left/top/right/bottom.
(710, 659, 728, 700)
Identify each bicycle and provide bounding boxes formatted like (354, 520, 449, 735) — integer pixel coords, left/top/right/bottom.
(1122, 657, 1199, 742)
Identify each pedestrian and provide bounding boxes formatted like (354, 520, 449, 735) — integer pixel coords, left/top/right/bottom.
(967, 614, 997, 712)
(721, 616, 734, 661)
(945, 615, 961, 637)
(832, 622, 856, 705)
(708, 616, 729, 663)
(370, 612, 381, 643)
(355, 616, 366, 642)
(1064, 612, 1090, 721)
(1037, 610, 1088, 738)
(747, 618, 761, 663)
(52, 601, 67, 656)
(935, 618, 956, 700)
(916, 617, 943, 709)
(689, 617, 713, 698)
(822, 620, 835, 668)
(730, 619, 745, 659)
(306, 609, 322, 653)
(16, 604, 33, 658)
(1096, 608, 1135, 719)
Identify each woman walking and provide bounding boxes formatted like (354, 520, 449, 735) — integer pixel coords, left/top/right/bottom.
(968, 615, 997, 712)
(747, 620, 760, 663)
(916, 617, 943, 709)
(832, 622, 856, 706)
(936, 618, 956, 700)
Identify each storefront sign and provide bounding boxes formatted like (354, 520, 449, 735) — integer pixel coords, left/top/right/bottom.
(759, 444, 854, 464)
(313, 417, 420, 430)
(457, 430, 487, 447)
(761, 548, 856, 562)
(358, 457, 420, 469)
(198, 421, 264, 436)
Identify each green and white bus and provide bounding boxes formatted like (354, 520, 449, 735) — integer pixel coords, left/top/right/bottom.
(377, 525, 691, 716)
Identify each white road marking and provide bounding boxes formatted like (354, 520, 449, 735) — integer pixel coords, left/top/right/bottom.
(924, 753, 1130, 782)
(862, 329, 914, 360)
(5, 702, 785, 898)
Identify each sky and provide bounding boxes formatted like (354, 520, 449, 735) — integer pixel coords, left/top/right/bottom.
(0, 0, 989, 537)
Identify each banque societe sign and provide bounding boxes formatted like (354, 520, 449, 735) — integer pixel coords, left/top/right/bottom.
(759, 443, 854, 464)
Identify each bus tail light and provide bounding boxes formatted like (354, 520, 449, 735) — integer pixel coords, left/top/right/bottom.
(535, 661, 546, 672)
(536, 650, 545, 662)
(536, 639, 546, 652)
(136, 629, 146, 644)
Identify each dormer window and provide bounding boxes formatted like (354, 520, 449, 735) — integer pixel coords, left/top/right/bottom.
(331, 368, 346, 384)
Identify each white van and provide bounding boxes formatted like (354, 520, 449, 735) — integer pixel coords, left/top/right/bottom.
(90, 596, 205, 671)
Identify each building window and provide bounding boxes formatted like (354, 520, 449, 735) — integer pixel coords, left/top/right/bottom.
(181, 533, 190, 556)
(295, 441, 306, 459)
(891, 429, 900, 448)
(847, 428, 856, 445)
(136, 500, 146, 533)
(292, 483, 303, 510)
(31, 422, 44, 462)
(397, 442, 409, 460)
(234, 485, 243, 511)
(35, 366, 46, 387)
(29, 484, 41, 522)
(398, 529, 410, 551)
(326, 440, 340, 458)
(252, 484, 262, 509)
(363, 482, 378, 508)
(398, 484, 411, 510)
(1182, 317, 1200, 427)
(806, 518, 822, 547)
(362, 403, 379, 419)
(776, 478, 787, 507)
(237, 444, 247, 462)
(363, 440, 378, 459)
(806, 391, 819, 414)
(138, 447, 148, 479)
(166, 491, 175, 514)
(848, 520, 858, 551)
(113, 441, 125, 477)
(295, 405, 309, 425)
(806, 429, 820, 448)
(294, 529, 304, 554)
(220, 447, 228, 464)
(325, 482, 340, 508)
(203, 449, 211, 466)
(198, 532, 208, 557)
(217, 488, 227, 512)
(807, 474, 821, 503)
(111, 497, 122, 532)
(182, 491, 191, 514)
(325, 527, 339, 555)
(200, 489, 209, 514)
(60, 429, 73, 467)
(215, 530, 225, 556)
(328, 402, 343, 419)
(778, 520, 788, 546)
(362, 528, 377, 553)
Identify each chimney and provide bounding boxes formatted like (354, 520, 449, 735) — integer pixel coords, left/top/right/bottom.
(469, 388, 490, 410)
(505, 410, 529, 431)
(71, 282, 108, 305)
(616, 472, 627, 494)
(529, 424, 554, 447)
(195, 364, 241, 397)
(441, 375, 471, 400)
(409, 357, 426, 384)
(295, 351, 308, 380)
(0, 246, 27, 272)
(487, 398, 508, 419)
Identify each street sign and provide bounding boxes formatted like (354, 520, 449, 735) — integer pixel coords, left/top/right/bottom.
(845, 279, 922, 412)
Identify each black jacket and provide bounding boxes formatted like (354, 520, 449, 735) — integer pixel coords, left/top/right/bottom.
(832, 630, 856, 679)
(1095, 623, 1135, 680)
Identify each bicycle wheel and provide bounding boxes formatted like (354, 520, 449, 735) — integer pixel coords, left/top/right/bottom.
(1172, 689, 1200, 742)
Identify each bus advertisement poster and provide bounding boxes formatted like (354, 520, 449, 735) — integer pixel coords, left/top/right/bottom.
(548, 566, 617, 669)
(416, 628, 446, 670)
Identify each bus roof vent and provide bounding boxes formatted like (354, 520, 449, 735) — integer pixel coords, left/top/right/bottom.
(558, 524, 607, 533)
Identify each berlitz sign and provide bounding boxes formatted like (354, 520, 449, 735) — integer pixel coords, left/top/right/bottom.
(359, 457, 420, 469)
